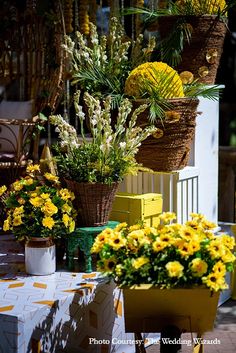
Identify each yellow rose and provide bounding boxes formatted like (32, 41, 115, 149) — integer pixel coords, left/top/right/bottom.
(40, 193, 50, 200)
(165, 261, 184, 278)
(59, 188, 72, 201)
(132, 256, 149, 270)
(62, 213, 70, 227)
(62, 203, 72, 214)
(42, 216, 55, 229)
(30, 197, 44, 207)
(42, 201, 58, 216)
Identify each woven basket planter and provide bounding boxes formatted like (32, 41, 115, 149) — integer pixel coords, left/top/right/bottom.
(135, 98, 199, 172)
(65, 180, 119, 227)
(149, 15, 227, 84)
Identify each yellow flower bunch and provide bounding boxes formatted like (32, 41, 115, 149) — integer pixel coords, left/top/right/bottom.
(176, 0, 227, 15)
(2, 165, 77, 241)
(124, 62, 185, 99)
(92, 212, 235, 292)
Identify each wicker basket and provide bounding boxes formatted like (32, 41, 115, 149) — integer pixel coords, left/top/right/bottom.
(135, 98, 199, 172)
(65, 180, 119, 227)
(150, 15, 227, 84)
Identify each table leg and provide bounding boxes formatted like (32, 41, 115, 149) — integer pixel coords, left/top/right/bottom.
(135, 333, 146, 353)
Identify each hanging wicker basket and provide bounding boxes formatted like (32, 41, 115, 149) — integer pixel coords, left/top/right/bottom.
(135, 98, 199, 172)
(65, 180, 119, 227)
(149, 15, 227, 84)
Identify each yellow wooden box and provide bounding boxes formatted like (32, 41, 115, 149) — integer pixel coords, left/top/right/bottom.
(110, 192, 163, 226)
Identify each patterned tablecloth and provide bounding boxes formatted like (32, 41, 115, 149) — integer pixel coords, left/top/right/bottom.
(0, 235, 158, 353)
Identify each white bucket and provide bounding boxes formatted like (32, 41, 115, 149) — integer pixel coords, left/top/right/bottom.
(25, 242, 56, 275)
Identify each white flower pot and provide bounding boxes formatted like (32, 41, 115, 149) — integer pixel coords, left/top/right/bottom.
(25, 238, 56, 275)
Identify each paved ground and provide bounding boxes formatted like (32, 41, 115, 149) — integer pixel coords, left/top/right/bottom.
(146, 299, 236, 353)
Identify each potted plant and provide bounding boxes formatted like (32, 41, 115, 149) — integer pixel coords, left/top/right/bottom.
(125, 0, 236, 84)
(49, 91, 156, 227)
(0, 164, 77, 275)
(91, 212, 235, 336)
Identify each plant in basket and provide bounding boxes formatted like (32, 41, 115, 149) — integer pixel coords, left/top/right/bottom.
(91, 212, 236, 334)
(49, 91, 157, 227)
(0, 165, 77, 275)
(125, 0, 236, 83)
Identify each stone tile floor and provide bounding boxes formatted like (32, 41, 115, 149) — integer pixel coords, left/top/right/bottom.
(146, 299, 236, 353)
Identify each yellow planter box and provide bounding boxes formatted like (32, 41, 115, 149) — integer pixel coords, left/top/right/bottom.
(122, 285, 219, 334)
(110, 192, 163, 226)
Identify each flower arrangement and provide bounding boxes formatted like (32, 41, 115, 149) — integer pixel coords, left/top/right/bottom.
(0, 165, 76, 241)
(50, 91, 156, 184)
(62, 16, 155, 106)
(91, 212, 236, 292)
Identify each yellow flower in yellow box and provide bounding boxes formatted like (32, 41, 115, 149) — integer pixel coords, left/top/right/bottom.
(92, 212, 236, 292)
(176, 0, 226, 15)
(125, 62, 185, 99)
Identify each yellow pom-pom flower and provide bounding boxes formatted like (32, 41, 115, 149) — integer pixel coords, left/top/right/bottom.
(176, 0, 226, 15)
(124, 62, 185, 99)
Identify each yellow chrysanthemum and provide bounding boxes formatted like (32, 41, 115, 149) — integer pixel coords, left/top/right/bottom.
(190, 258, 208, 277)
(207, 239, 225, 259)
(202, 272, 228, 292)
(13, 206, 24, 217)
(179, 226, 195, 240)
(13, 216, 23, 227)
(42, 201, 58, 216)
(189, 239, 201, 253)
(29, 197, 44, 207)
(185, 219, 201, 230)
(42, 216, 55, 229)
(26, 164, 40, 173)
(132, 256, 150, 270)
(108, 232, 127, 250)
(0, 185, 7, 196)
(124, 62, 184, 99)
(166, 261, 184, 278)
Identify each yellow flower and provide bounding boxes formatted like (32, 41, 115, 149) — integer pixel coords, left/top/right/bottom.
(59, 188, 73, 201)
(114, 222, 128, 232)
(42, 201, 58, 216)
(23, 178, 34, 186)
(115, 264, 123, 276)
(200, 219, 217, 231)
(220, 234, 235, 250)
(207, 239, 225, 259)
(12, 181, 23, 191)
(129, 224, 141, 232)
(185, 220, 200, 230)
(176, 239, 193, 257)
(143, 226, 158, 236)
(18, 198, 25, 205)
(98, 258, 117, 273)
(212, 261, 226, 277)
(13, 216, 23, 226)
(176, 0, 226, 15)
(30, 197, 44, 207)
(3, 219, 10, 231)
(26, 164, 40, 173)
(179, 226, 195, 240)
(190, 213, 205, 221)
(124, 62, 184, 99)
(69, 220, 75, 233)
(108, 232, 126, 250)
(159, 233, 172, 244)
(202, 272, 228, 292)
(44, 173, 59, 183)
(166, 261, 184, 278)
(62, 213, 70, 227)
(41, 193, 50, 200)
(0, 185, 7, 196)
(190, 258, 208, 277)
(158, 212, 177, 224)
(189, 239, 200, 253)
(221, 248, 236, 264)
(13, 206, 24, 217)
(152, 239, 168, 252)
(62, 203, 72, 214)
(42, 216, 55, 229)
(132, 256, 150, 270)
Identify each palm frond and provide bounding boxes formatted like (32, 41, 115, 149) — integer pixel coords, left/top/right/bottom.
(184, 83, 222, 101)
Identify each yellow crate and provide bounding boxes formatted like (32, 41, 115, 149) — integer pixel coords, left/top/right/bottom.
(110, 192, 162, 227)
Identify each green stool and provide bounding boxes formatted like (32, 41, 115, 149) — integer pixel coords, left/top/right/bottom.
(67, 221, 119, 273)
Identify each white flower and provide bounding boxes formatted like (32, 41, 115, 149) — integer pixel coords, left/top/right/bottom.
(119, 142, 126, 149)
(91, 119, 97, 126)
